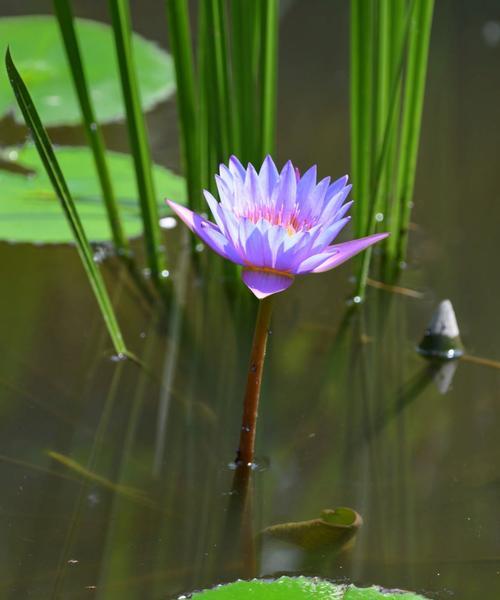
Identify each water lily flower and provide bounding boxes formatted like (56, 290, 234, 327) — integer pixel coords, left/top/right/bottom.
(167, 156, 388, 299)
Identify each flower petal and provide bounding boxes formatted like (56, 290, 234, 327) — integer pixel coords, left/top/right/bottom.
(325, 175, 349, 202)
(166, 200, 243, 264)
(242, 269, 294, 299)
(203, 190, 226, 231)
(311, 232, 389, 273)
(274, 160, 297, 219)
(215, 174, 234, 207)
(243, 225, 267, 266)
(229, 155, 246, 181)
(259, 155, 279, 198)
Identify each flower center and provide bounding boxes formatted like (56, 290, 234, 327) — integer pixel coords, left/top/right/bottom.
(242, 206, 312, 234)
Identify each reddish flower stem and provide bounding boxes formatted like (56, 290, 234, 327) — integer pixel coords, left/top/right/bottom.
(236, 296, 273, 466)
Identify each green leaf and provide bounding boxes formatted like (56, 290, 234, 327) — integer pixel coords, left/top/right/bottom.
(5, 48, 128, 356)
(343, 587, 426, 600)
(0, 144, 186, 244)
(186, 577, 430, 600)
(262, 507, 362, 551)
(0, 15, 174, 125)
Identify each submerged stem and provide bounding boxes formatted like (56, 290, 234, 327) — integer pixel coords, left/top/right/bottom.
(236, 296, 273, 466)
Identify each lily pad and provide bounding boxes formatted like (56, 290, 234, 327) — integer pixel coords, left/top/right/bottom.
(0, 144, 186, 244)
(262, 507, 362, 551)
(185, 577, 430, 600)
(0, 16, 174, 125)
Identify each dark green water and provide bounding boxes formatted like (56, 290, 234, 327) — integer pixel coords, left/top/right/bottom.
(1, 1, 500, 598)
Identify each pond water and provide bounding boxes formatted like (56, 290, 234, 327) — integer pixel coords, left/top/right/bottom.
(1, 1, 500, 599)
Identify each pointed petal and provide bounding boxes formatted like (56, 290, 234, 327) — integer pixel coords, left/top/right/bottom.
(311, 233, 389, 273)
(215, 174, 234, 207)
(259, 155, 279, 198)
(296, 165, 317, 205)
(229, 155, 246, 181)
(333, 199, 354, 221)
(294, 248, 338, 274)
(325, 175, 349, 202)
(245, 164, 264, 214)
(274, 160, 297, 218)
(166, 200, 242, 264)
(321, 185, 352, 221)
(203, 190, 225, 229)
(308, 216, 351, 254)
(301, 176, 330, 222)
(243, 226, 267, 267)
(219, 164, 234, 188)
(242, 269, 294, 299)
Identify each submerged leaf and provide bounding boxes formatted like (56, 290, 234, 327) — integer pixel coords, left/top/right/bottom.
(47, 451, 154, 507)
(0, 16, 174, 124)
(0, 144, 186, 244)
(185, 577, 430, 599)
(262, 507, 362, 551)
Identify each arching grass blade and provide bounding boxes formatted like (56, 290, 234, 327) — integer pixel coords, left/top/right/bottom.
(6, 48, 129, 357)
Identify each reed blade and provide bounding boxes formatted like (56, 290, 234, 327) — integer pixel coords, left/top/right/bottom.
(53, 0, 130, 256)
(260, 0, 278, 157)
(392, 0, 435, 267)
(350, 0, 375, 239)
(6, 48, 129, 356)
(354, 0, 417, 300)
(108, 0, 166, 283)
(231, 0, 262, 164)
(165, 0, 202, 210)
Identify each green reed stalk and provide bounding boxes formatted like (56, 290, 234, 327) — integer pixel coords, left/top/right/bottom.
(108, 0, 166, 283)
(197, 0, 217, 193)
(354, 0, 416, 301)
(260, 0, 278, 156)
(53, 0, 130, 257)
(236, 296, 273, 466)
(231, 0, 262, 165)
(6, 49, 129, 357)
(350, 0, 433, 297)
(207, 0, 233, 160)
(389, 0, 434, 270)
(381, 0, 405, 233)
(166, 1, 278, 215)
(165, 0, 202, 211)
(350, 0, 374, 239)
(374, 0, 390, 209)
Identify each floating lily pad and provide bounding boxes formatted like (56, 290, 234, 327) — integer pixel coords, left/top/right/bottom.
(0, 144, 186, 244)
(0, 16, 174, 125)
(185, 577, 430, 600)
(262, 507, 362, 551)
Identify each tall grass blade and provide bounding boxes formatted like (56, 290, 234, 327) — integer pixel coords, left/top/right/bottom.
(207, 0, 233, 160)
(6, 49, 129, 356)
(165, 0, 202, 210)
(350, 0, 375, 239)
(108, 0, 166, 283)
(391, 0, 435, 268)
(197, 0, 217, 193)
(231, 0, 262, 164)
(53, 0, 129, 257)
(354, 0, 416, 300)
(260, 0, 278, 156)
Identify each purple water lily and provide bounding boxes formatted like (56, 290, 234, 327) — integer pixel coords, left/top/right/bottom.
(167, 156, 388, 299)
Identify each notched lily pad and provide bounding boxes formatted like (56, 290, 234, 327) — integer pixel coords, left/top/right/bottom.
(183, 576, 430, 599)
(0, 144, 186, 244)
(0, 16, 175, 125)
(262, 507, 362, 551)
